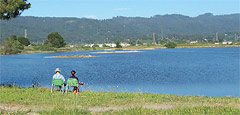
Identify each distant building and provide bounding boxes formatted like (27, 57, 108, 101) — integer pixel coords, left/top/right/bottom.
(228, 41, 233, 44)
(214, 43, 220, 45)
(222, 41, 232, 45)
(97, 44, 103, 47)
(105, 43, 116, 47)
(120, 42, 130, 47)
(190, 41, 198, 44)
(84, 44, 94, 47)
(222, 41, 227, 44)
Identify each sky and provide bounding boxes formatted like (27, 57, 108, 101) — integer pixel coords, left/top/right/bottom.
(21, 0, 240, 19)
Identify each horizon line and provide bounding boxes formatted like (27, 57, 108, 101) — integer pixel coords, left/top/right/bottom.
(20, 12, 240, 20)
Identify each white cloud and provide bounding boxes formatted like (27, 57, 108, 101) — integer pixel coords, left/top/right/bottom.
(84, 15, 97, 19)
(114, 8, 129, 11)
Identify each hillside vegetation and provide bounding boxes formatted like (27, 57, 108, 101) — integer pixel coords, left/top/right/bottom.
(1, 13, 239, 43)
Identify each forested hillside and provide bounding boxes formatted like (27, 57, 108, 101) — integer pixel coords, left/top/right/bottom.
(1, 13, 239, 43)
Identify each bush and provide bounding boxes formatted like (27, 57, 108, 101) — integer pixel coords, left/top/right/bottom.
(45, 32, 66, 48)
(17, 36, 30, 46)
(164, 42, 177, 48)
(33, 44, 56, 51)
(116, 41, 122, 48)
(1, 35, 24, 54)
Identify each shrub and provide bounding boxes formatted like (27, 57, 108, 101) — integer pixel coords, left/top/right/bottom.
(164, 42, 177, 48)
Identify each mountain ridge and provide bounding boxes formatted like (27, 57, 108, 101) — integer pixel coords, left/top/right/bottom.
(1, 13, 239, 43)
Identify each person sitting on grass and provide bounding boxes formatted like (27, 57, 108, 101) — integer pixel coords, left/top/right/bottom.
(52, 68, 65, 91)
(69, 70, 84, 93)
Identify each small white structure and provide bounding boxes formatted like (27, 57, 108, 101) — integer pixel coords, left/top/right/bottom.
(105, 43, 116, 47)
(228, 41, 233, 44)
(222, 41, 232, 45)
(190, 41, 198, 44)
(84, 44, 94, 47)
(97, 44, 103, 47)
(214, 43, 220, 45)
(222, 41, 227, 44)
(120, 42, 130, 47)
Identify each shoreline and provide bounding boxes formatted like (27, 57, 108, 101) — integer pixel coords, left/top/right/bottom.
(1, 45, 239, 55)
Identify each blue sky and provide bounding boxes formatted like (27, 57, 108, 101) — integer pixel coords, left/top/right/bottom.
(22, 0, 239, 19)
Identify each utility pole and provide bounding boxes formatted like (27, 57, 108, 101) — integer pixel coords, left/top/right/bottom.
(215, 32, 218, 42)
(152, 32, 156, 44)
(235, 33, 238, 41)
(159, 30, 164, 44)
(136, 39, 139, 46)
(24, 29, 27, 38)
(161, 30, 163, 39)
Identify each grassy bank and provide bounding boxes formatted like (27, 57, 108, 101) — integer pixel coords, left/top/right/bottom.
(20, 44, 240, 54)
(0, 86, 239, 114)
(1, 43, 239, 55)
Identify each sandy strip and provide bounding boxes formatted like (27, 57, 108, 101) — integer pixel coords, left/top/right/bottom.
(43, 55, 96, 58)
(93, 51, 142, 54)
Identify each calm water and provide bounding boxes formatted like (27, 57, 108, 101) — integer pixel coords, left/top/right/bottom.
(0, 47, 239, 96)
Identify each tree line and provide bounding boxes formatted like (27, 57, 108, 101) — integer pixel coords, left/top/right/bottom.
(1, 32, 66, 54)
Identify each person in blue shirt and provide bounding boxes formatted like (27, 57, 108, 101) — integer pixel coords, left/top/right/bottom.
(52, 68, 65, 91)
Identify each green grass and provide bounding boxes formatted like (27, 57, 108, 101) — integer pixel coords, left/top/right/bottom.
(9, 108, 91, 115)
(1, 86, 239, 114)
(8, 106, 240, 115)
(4, 43, 239, 55)
(1, 86, 239, 108)
(97, 106, 240, 115)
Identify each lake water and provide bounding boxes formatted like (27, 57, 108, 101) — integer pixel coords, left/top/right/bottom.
(0, 47, 239, 96)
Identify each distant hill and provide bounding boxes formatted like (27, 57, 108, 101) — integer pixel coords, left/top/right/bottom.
(1, 13, 239, 43)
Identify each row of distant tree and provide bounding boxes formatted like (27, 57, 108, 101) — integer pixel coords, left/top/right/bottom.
(1, 35, 30, 54)
(1, 31, 180, 54)
(1, 32, 66, 54)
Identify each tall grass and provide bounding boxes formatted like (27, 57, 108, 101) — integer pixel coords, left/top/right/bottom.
(97, 106, 240, 115)
(1, 86, 239, 114)
(1, 86, 239, 108)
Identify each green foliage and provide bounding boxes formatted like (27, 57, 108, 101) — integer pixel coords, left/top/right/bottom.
(116, 41, 122, 48)
(45, 32, 66, 48)
(164, 42, 177, 48)
(10, 34, 17, 40)
(0, 0, 31, 20)
(159, 39, 167, 45)
(17, 36, 30, 46)
(93, 44, 99, 47)
(92, 44, 99, 50)
(1, 35, 24, 54)
(33, 44, 56, 51)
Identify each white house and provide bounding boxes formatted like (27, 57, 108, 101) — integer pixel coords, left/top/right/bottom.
(120, 42, 130, 47)
(84, 44, 94, 47)
(105, 43, 116, 47)
(222, 41, 232, 45)
(190, 41, 198, 44)
(97, 44, 103, 47)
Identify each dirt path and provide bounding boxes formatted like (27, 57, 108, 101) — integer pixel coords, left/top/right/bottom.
(88, 104, 174, 113)
(0, 103, 174, 114)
